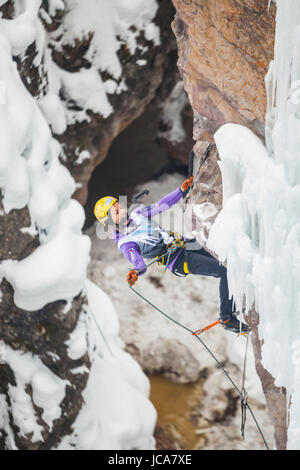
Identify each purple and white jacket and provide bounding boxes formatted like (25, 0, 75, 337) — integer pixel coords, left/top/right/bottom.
(113, 187, 184, 275)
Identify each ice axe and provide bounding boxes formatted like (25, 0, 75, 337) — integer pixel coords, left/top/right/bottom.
(132, 189, 150, 203)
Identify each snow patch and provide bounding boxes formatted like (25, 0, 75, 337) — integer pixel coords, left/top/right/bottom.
(65, 313, 88, 360)
(157, 82, 189, 144)
(4, 345, 69, 439)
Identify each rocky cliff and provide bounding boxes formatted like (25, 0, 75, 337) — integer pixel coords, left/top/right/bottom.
(0, 0, 287, 451)
(171, 0, 287, 450)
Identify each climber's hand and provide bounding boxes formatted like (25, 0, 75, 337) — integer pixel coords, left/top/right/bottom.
(180, 176, 194, 192)
(127, 269, 139, 287)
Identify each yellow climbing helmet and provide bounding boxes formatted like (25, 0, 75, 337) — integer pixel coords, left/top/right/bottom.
(94, 196, 117, 225)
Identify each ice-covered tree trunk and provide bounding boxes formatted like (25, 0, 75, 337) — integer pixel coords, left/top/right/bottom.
(0, 0, 156, 449)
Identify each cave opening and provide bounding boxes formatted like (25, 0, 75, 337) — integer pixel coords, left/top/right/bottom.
(84, 104, 189, 228)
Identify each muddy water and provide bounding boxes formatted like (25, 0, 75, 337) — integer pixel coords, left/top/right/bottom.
(150, 375, 208, 450)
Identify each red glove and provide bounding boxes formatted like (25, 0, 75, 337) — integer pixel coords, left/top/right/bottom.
(127, 270, 139, 286)
(180, 176, 194, 192)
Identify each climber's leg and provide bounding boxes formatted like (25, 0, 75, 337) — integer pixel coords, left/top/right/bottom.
(172, 247, 235, 320)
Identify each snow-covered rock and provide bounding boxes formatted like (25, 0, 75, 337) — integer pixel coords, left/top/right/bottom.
(31, 0, 179, 204)
(203, 0, 300, 450)
(56, 280, 156, 450)
(0, 0, 156, 450)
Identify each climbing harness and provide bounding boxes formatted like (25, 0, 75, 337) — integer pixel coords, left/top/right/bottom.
(129, 257, 269, 450)
(156, 232, 186, 273)
(183, 143, 212, 213)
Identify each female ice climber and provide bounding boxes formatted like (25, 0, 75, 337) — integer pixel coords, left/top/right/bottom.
(94, 177, 248, 334)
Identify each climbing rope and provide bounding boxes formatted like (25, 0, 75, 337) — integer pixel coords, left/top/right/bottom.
(240, 309, 252, 439)
(125, 178, 269, 448)
(88, 306, 114, 357)
(128, 280, 269, 450)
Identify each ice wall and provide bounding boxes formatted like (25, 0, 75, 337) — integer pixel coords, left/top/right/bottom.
(208, 0, 300, 449)
(264, 0, 300, 449)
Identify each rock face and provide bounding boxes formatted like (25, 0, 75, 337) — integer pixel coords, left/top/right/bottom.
(0, 0, 283, 450)
(2, 0, 187, 206)
(172, 0, 276, 143)
(246, 311, 287, 450)
(134, 338, 202, 384)
(183, 142, 222, 245)
(171, 0, 287, 450)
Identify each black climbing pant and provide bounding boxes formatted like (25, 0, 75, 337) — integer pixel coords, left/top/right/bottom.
(172, 242, 235, 320)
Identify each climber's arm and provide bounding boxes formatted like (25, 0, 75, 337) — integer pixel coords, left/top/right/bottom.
(120, 242, 147, 285)
(136, 177, 193, 218)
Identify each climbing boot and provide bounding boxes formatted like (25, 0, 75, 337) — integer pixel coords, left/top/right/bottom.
(220, 314, 249, 335)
